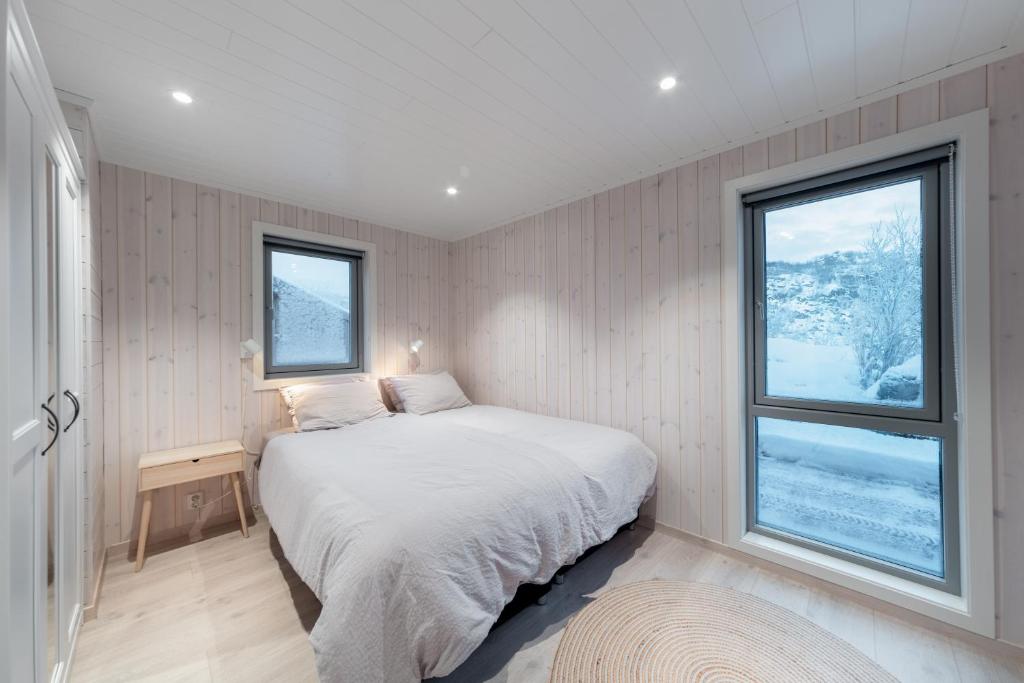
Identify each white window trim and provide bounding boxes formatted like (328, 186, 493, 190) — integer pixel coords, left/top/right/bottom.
(720, 109, 995, 637)
(251, 221, 377, 391)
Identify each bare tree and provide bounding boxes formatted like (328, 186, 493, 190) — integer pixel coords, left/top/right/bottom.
(848, 209, 922, 389)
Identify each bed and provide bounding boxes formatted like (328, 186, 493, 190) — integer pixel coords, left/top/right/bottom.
(259, 404, 658, 682)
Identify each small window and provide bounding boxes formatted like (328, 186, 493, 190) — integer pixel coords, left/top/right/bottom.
(263, 235, 363, 377)
(743, 145, 959, 593)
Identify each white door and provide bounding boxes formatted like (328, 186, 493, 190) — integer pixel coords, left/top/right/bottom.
(5, 2, 84, 679)
(54, 166, 83, 678)
(6, 42, 50, 683)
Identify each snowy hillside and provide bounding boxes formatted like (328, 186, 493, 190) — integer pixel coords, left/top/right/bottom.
(271, 276, 352, 366)
(765, 251, 922, 406)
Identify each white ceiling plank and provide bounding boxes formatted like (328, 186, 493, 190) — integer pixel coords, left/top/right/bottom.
(629, 0, 754, 142)
(401, 0, 491, 47)
(342, 0, 626, 181)
(573, 0, 725, 153)
(26, 0, 1019, 238)
(465, 0, 673, 165)
(751, 3, 818, 121)
(242, 0, 593, 194)
(799, 0, 856, 109)
(687, 0, 786, 132)
(173, 0, 576, 195)
(173, 0, 414, 111)
(901, 0, 967, 80)
(743, 0, 795, 23)
(288, 0, 609, 187)
(855, 0, 911, 96)
(951, 0, 1023, 63)
(116, 0, 232, 49)
(512, 0, 697, 158)
(471, 30, 653, 176)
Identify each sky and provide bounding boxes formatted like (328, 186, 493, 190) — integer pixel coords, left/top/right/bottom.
(273, 250, 350, 307)
(765, 178, 921, 263)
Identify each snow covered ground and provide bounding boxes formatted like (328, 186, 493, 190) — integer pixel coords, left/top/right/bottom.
(756, 417, 943, 577)
(766, 337, 921, 407)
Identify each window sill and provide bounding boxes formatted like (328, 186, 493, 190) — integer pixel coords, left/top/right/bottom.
(734, 530, 987, 634)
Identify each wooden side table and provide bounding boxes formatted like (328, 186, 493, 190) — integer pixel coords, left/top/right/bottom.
(135, 439, 249, 571)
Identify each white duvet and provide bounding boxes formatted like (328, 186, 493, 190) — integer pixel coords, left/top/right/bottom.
(259, 405, 657, 682)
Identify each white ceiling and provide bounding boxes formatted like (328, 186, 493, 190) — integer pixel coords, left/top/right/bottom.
(28, 0, 1024, 240)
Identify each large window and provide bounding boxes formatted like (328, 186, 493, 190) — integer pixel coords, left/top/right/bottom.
(743, 145, 958, 593)
(262, 235, 364, 377)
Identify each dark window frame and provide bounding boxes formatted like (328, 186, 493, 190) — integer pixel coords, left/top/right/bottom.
(743, 145, 960, 594)
(262, 235, 364, 378)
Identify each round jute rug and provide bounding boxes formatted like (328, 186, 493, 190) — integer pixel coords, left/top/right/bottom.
(549, 580, 896, 682)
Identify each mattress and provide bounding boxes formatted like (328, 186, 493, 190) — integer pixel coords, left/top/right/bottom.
(259, 405, 657, 682)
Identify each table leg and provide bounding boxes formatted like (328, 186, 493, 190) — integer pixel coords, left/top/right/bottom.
(230, 472, 249, 538)
(135, 490, 153, 572)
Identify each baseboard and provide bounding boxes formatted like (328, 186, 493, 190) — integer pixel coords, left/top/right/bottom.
(82, 547, 108, 622)
(653, 521, 1024, 660)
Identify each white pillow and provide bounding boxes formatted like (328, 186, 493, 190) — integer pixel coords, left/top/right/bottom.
(279, 379, 390, 432)
(385, 372, 471, 415)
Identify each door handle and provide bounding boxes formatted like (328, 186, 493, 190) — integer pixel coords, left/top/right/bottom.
(63, 389, 81, 432)
(41, 399, 59, 456)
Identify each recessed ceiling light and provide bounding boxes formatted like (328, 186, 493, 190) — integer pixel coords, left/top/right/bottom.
(659, 76, 677, 91)
(171, 90, 193, 104)
(446, 186, 458, 196)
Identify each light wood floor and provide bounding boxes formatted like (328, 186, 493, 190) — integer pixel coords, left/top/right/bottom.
(72, 515, 1023, 683)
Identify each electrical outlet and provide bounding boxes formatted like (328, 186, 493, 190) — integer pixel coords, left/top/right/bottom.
(186, 492, 203, 510)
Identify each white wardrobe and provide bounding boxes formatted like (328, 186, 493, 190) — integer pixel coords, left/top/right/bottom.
(3, 0, 87, 680)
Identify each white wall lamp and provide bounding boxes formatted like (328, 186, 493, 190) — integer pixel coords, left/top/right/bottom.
(409, 339, 424, 373)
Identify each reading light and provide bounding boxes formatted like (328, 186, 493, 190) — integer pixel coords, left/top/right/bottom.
(410, 339, 424, 353)
(659, 76, 677, 91)
(446, 186, 458, 196)
(240, 338, 261, 359)
(171, 90, 194, 104)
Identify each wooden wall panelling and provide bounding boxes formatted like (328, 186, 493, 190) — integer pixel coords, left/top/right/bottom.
(145, 173, 174, 530)
(898, 82, 940, 131)
(742, 139, 769, 175)
(988, 54, 1024, 647)
(524, 220, 537, 414)
(238, 195, 260, 460)
(768, 130, 797, 168)
(677, 162, 702, 536)
(796, 120, 827, 161)
(100, 162, 121, 542)
(624, 181, 643, 439)
(696, 155, 722, 542)
(219, 191, 242, 507)
(196, 185, 224, 520)
(544, 209, 558, 417)
(640, 175, 661, 466)
(940, 66, 987, 119)
(827, 109, 861, 152)
(569, 202, 584, 421)
(556, 205, 570, 419)
(582, 197, 597, 424)
(657, 168, 681, 530)
(859, 95, 898, 142)
(594, 192, 611, 427)
(534, 216, 549, 416)
(608, 187, 626, 432)
(171, 180, 199, 502)
(116, 167, 147, 543)
(638, 172, 663, 518)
